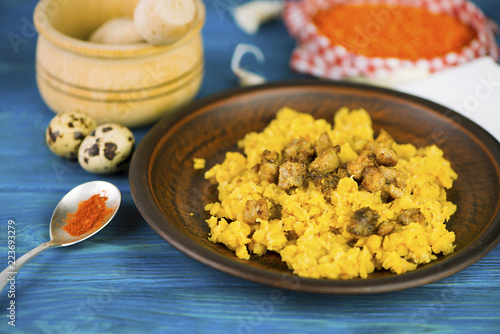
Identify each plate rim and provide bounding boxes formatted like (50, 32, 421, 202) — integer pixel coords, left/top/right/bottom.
(129, 80, 500, 294)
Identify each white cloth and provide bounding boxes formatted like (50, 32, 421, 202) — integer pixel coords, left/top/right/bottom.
(397, 57, 500, 143)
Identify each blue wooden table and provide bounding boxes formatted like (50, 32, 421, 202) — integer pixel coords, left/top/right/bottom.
(1, 1, 499, 333)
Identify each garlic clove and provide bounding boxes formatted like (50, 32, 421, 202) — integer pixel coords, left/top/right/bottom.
(233, 68, 267, 86)
(232, 0, 284, 35)
(134, 0, 197, 45)
(89, 17, 145, 44)
(231, 43, 267, 86)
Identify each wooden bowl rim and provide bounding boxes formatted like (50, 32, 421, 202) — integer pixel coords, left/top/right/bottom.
(33, 0, 206, 58)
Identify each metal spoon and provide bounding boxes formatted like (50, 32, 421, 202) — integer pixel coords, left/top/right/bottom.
(0, 181, 121, 291)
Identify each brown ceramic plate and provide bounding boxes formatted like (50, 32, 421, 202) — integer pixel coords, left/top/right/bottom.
(129, 81, 500, 294)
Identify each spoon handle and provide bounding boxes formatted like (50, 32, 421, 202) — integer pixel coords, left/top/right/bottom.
(0, 241, 54, 291)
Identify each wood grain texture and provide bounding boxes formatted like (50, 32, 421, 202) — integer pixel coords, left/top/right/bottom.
(1, 0, 499, 333)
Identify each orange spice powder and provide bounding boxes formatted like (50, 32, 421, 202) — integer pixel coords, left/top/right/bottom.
(63, 194, 113, 236)
(312, 4, 477, 60)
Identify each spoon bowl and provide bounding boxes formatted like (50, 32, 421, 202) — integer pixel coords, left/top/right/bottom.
(50, 181, 121, 246)
(0, 181, 121, 291)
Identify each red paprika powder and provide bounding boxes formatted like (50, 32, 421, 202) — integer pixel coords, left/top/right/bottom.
(312, 4, 477, 60)
(63, 193, 113, 236)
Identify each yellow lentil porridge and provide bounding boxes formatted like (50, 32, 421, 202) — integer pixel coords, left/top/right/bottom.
(204, 107, 457, 279)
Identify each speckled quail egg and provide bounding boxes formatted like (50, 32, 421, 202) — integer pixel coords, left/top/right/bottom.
(78, 123, 135, 174)
(45, 111, 97, 159)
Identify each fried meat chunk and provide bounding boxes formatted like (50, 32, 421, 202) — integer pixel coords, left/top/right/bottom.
(257, 150, 279, 183)
(375, 221, 396, 236)
(375, 147, 399, 167)
(347, 207, 380, 236)
(243, 199, 270, 223)
(347, 152, 376, 180)
(309, 147, 340, 174)
(308, 171, 340, 195)
(283, 138, 315, 163)
(278, 160, 307, 190)
(397, 208, 425, 226)
(361, 165, 386, 193)
(315, 132, 333, 156)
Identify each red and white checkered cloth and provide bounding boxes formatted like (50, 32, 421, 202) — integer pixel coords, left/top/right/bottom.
(283, 0, 500, 80)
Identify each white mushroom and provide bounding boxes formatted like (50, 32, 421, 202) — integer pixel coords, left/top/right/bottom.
(78, 123, 135, 174)
(45, 111, 97, 159)
(231, 43, 267, 86)
(134, 0, 198, 45)
(88, 18, 145, 44)
(232, 0, 284, 35)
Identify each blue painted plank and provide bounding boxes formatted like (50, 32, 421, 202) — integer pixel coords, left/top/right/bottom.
(0, 193, 499, 333)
